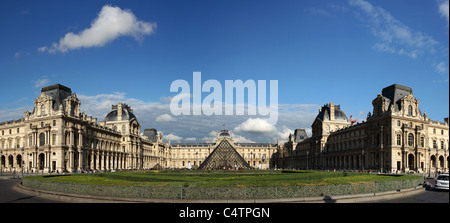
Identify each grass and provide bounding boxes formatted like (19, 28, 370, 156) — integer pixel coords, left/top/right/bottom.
(24, 170, 422, 187)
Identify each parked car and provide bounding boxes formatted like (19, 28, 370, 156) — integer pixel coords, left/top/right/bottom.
(435, 174, 449, 191)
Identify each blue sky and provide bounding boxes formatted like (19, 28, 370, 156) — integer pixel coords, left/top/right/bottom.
(0, 0, 448, 143)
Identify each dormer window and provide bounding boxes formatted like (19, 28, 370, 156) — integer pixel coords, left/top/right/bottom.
(408, 105, 413, 116)
(41, 105, 46, 116)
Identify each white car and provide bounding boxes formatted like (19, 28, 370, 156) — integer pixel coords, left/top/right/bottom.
(435, 174, 449, 191)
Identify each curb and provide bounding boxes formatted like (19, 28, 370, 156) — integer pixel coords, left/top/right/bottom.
(14, 183, 426, 203)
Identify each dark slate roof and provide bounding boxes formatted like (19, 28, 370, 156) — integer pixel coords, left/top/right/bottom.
(294, 129, 308, 142)
(104, 108, 136, 122)
(143, 129, 158, 142)
(381, 84, 413, 112)
(316, 104, 348, 122)
(218, 130, 231, 138)
(40, 84, 73, 111)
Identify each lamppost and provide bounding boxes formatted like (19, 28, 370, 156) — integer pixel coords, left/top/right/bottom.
(250, 152, 253, 169)
(306, 150, 309, 170)
(0, 150, 2, 176)
(435, 148, 438, 177)
(428, 148, 431, 178)
(362, 150, 365, 172)
(21, 147, 24, 179)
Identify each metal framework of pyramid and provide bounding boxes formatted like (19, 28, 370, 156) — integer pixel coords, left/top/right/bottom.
(198, 139, 251, 170)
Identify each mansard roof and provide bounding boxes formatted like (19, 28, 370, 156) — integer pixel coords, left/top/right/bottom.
(316, 104, 348, 122)
(381, 84, 413, 112)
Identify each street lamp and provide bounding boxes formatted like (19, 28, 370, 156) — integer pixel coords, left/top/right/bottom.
(428, 148, 431, 178)
(435, 148, 438, 177)
(306, 151, 309, 170)
(250, 152, 253, 169)
(21, 147, 24, 180)
(362, 150, 365, 172)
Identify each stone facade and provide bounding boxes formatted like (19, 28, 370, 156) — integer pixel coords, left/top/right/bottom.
(0, 84, 168, 173)
(168, 130, 279, 169)
(0, 84, 280, 173)
(1, 83, 447, 174)
(276, 84, 449, 174)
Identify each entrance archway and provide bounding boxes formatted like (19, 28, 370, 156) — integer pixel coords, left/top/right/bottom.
(408, 154, 414, 170)
(38, 153, 45, 170)
(16, 155, 22, 168)
(431, 155, 436, 168)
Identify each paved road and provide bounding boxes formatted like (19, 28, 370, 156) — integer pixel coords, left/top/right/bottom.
(0, 176, 447, 203)
(367, 177, 448, 203)
(0, 178, 64, 203)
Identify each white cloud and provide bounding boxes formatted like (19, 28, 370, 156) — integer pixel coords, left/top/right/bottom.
(156, 114, 176, 122)
(434, 61, 448, 74)
(276, 126, 294, 143)
(38, 5, 156, 53)
(0, 106, 32, 122)
(233, 118, 277, 133)
(164, 133, 183, 143)
(33, 78, 51, 88)
(349, 0, 439, 59)
(439, 0, 449, 27)
(433, 61, 450, 82)
(232, 134, 256, 143)
(185, 137, 197, 141)
(73, 91, 318, 143)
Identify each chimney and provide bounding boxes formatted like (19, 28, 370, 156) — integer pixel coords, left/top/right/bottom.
(117, 102, 123, 121)
(329, 102, 335, 121)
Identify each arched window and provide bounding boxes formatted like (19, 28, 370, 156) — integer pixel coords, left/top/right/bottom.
(408, 105, 413, 116)
(39, 133, 45, 146)
(408, 133, 414, 147)
(41, 105, 46, 116)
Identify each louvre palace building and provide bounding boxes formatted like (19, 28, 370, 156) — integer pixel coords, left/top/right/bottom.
(0, 84, 279, 173)
(0, 83, 448, 175)
(0, 84, 170, 173)
(275, 84, 449, 174)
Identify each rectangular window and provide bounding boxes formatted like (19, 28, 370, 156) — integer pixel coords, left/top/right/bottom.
(397, 134, 401, 146)
(52, 134, 56, 145)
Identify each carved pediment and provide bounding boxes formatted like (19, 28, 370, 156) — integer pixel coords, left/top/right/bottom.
(34, 92, 53, 103)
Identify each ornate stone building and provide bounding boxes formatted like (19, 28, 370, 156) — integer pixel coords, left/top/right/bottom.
(169, 130, 279, 169)
(1, 83, 447, 174)
(276, 84, 449, 174)
(0, 84, 280, 173)
(0, 84, 168, 173)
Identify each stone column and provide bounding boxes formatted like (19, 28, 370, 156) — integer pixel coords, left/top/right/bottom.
(78, 130, 84, 171)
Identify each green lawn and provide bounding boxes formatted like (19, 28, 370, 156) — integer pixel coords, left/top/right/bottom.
(25, 170, 422, 187)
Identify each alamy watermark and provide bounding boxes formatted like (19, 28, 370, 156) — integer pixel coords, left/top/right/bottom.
(170, 72, 278, 125)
